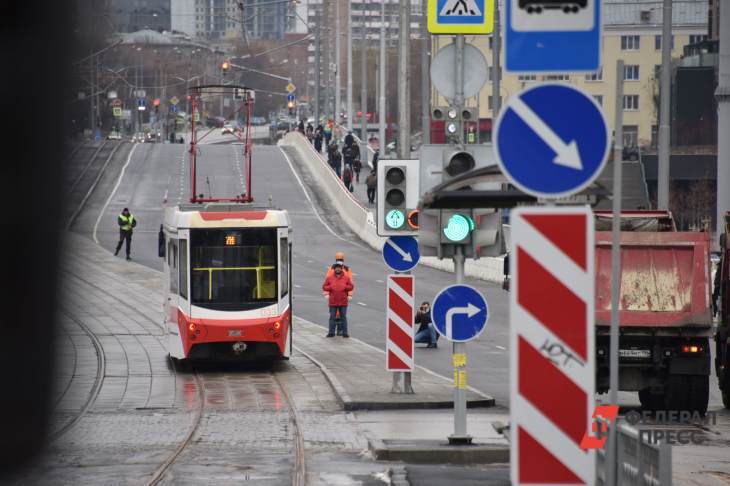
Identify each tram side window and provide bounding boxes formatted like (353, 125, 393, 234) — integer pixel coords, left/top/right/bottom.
(280, 238, 289, 298)
(168, 239, 178, 294)
(190, 228, 278, 310)
(179, 239, 188, 299)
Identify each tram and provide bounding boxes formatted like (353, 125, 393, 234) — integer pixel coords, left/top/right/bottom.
(160, 204, 292, 361)
(159, 84, 292, 362)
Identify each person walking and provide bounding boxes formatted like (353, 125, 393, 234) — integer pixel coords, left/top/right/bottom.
(365, 170, 377, 205)
(344, 130, 355, 148)
(322, 262, 354, 338)
(343, 165, 354, 192)
(314, 126, 324, 153)
(414, 301, 438, 348)
(330, 144, 342, 178)
(114, 207, 137, 261)
(371, 148, 379, 172)
(342, 143, 354, 170)
(323, 120, 333, 146)
(353, 157, 362, 183)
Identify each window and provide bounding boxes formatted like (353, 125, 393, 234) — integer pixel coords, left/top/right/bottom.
(585, 69, 603, 81)
(624, 65, 640, 81)
(623, 125, 639, 147)
(621, 35, 640, 50)
(655, 35, 675, 50)
(518, 74, 537, 81)
(280, 238, 289, 298)
(543, 74, 570, 81)
(168, 239, 178, 294)
(179, 239, 188, 299)
(689, 34, 708, 44)
(623, 95, 639, 111)
(190, 228, 277, 310)
(593, 95, 603, 106)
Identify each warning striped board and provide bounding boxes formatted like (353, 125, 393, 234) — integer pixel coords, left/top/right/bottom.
(510, 206, 595, 485)
(386, 274, 415, 371)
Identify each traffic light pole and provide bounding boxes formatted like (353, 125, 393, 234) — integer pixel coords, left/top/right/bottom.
(449, 245, 471, 444)
(453, 35, 466, 144)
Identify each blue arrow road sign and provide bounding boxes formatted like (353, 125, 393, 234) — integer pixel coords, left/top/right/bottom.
(382, 236, 420, 272)
(432, 284, 489, 342)
(494, 83, 609, 199)
(287, 93, 295, 102)
(505, 0, 601, 72)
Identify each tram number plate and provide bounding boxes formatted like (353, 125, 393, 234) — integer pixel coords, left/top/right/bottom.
(228, 330, 243, 337)
(619, 349, 651, 359)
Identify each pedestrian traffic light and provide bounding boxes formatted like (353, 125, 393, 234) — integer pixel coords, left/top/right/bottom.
(221, 61, 230, 75)
(377, 159, 419, 236)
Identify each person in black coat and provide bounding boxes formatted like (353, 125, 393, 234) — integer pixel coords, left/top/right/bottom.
(414, 301, 438, 347)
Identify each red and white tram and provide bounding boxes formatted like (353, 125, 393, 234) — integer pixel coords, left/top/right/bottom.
(161, 204, 292, 361)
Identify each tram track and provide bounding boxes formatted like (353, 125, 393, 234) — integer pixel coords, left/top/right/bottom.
(48, 308, 106, 442)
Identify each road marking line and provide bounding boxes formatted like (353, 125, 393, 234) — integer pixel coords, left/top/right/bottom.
(357, 302, 367, 307)
(92, 143, 138, 244)
(496, 345, 507, 350)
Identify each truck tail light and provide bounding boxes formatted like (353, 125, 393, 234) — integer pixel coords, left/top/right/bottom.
(681, 344, 702, 354)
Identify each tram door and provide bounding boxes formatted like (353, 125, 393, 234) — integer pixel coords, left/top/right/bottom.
(177, 230, 190, 320)
(278, 227, 292, 357)
(164, 235, 180, 355)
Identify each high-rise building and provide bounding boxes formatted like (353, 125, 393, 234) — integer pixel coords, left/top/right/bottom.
(109, 0, 171, 33)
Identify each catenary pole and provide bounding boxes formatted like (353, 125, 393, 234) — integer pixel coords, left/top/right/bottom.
(657, 0, 672, 209)
(379, 0, 386, 153)
(347, 1, 353, 130)
(361, 0, 368, 160)
(492, 0, 502, 119)
(335, 0, 341, 128)
(314, 5, 321, 124)
(397, 0, 410, 159)
(421, 0, 430, 144)
(716, 0, 730, 241)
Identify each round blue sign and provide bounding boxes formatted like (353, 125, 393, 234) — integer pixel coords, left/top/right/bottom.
(494, 84, 609, 199)
(432, 284, 489, 342)
(382, 236, 420, 272)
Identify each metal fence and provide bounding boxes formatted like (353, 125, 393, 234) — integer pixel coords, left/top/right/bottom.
(596, 421, 672, 486)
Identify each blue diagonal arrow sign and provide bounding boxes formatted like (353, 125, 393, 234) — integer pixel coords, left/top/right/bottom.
(382, 236, 420, 272)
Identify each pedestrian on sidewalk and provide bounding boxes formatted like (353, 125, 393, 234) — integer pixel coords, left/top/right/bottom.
(343, 165, 354, 192)
(329, 144, 342, 178)
(366, 170, 377, 205)
(342, 143, 354, 170)
(414, 301, 438, 348)
(353, 157, 362, 183)
(323, 252, 355, 335)
(114, 207, 137, 261)
(314, 126, 324, 153)
(371, 148, 379, 172)
(323, 120, 333, 146)
(344, 130, 355, 148)
(322, 262, 354, 338)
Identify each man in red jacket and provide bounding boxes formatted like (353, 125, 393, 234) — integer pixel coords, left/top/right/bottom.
(322, 262, 354, 338)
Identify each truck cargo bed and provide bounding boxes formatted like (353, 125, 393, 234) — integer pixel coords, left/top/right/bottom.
(595, 231, 712, 328)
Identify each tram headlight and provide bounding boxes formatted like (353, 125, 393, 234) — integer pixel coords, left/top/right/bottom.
(189, 323, 197, 332)
(273, 321, 282, 330)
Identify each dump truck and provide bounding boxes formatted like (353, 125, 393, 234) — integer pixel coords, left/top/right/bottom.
(594, 211, 712, 413)
(715, 212, 730, 408)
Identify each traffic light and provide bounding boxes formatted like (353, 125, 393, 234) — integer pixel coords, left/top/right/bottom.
(419, 144, 497, 197)
(287, 100, 295, 115)
(221, 61, 230, 75)
(418, 208, 505, 259)
(377, 159, 420, 236)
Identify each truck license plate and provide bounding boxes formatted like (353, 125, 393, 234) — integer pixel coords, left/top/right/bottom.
(619, 349, 651, 358)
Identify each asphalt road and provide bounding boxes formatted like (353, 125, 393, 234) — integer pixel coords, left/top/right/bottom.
(71, 139, 726, 414)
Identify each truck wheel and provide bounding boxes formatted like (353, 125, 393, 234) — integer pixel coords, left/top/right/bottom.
(638, 388, 663, 411)
(664, 375, 689, 411)
(687, 375, 709, 415)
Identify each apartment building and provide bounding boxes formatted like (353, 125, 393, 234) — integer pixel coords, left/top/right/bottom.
(434, 0, 709, 147)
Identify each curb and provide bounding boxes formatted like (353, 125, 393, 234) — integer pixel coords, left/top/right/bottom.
(370, 438, 510, 465)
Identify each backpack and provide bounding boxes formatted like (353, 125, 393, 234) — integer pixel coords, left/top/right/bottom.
(343, 168, 352, 184)
(366, 173, 377, 188)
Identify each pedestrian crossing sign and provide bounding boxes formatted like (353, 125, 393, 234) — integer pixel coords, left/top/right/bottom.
(428, 0, 493, 34)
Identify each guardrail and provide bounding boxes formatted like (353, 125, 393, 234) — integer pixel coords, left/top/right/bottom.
(596, 422, 672, 486)
(279, 132, 505, 282)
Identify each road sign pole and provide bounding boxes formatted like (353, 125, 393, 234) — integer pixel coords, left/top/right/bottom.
(449, 245, 471, 444)
(607, 59, 625, 486)
(454, 34, 465, 143)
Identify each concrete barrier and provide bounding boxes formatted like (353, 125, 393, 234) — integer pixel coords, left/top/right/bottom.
(279, 132, 505, 283)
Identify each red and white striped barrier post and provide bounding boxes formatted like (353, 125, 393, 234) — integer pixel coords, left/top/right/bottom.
(387, 274, 415, 392)
(510, 206, 596, 485)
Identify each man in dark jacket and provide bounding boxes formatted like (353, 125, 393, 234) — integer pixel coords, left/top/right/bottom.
(322, 262, 354, 337)
(414, 301, 438, 348)
(114, 207, 137, 260)
(344, 130, 355, 148)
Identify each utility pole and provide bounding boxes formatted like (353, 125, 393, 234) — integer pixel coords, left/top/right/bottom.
(361, 0, 368, 158)
(716, 0, 730, 240)
(657, 0, 672, 209)
(335, 0, 341, 127)
(314, 5, 321, 124)
(607, 59, 625, 486)
(347, 2, 353, 130)
(379, 0, 387, 154)
(323, 0, 331, 121)
(421, 0, 430, 144)
(89, 51, 95, 139)
(397, 0, 410, 159)
(492, 0, 502, 120)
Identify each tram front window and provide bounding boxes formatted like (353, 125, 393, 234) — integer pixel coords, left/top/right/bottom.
(190, 228, 278, 310)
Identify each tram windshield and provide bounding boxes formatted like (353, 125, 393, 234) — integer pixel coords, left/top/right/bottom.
(190, 228, 278, 310)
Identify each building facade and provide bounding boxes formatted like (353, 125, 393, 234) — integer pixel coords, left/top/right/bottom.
(109, 0, 172, 33)
(434, 0, 709, 147)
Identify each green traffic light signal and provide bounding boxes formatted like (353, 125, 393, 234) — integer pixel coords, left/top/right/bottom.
(443, 213, 474, 243)
(385, 209, 405, 229)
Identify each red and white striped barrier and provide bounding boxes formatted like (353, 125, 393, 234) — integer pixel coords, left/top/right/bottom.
(386, 274, 415, 371)
(510, 207, 595, 485)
